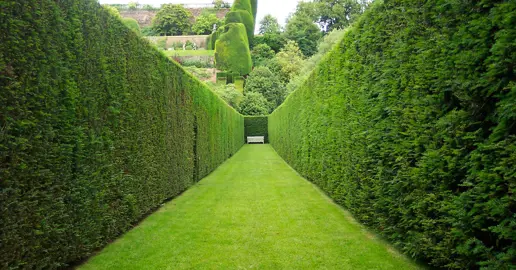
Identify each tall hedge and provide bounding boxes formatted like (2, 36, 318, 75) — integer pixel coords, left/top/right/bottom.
(244, 116, 268, 143)
(231, 0, 253, 19)
(215, 23, 253, 75)
(269, 1, 515, 269)
(0, 0, 244, 268)
(250, 0, 258, 25)
(225, 10, 254, 45)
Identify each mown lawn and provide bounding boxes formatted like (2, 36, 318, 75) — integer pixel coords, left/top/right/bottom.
(163, 50, 215, 57)
(80, 145, 422, 269)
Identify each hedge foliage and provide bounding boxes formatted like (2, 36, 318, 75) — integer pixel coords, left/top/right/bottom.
(244, 117, 268, 143)
(0, 0, 244, 268)
(250, 0, 258, 25)
(208, 26, 224, 50)
(215, 23, 253, 75)
(225, 10, 254, 46)
(231, 0, 253, 19)
(269, 1, 515, 269)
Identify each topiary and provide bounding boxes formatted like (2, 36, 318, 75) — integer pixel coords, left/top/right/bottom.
(225, 10, 254, 45)
(215, 23, 252, 75)
(231, 0, 253, 17)
(250, 0, 258, 25)
(208, 26, 225, 50)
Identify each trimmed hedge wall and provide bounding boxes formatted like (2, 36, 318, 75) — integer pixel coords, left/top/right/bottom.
(244, 116, 268, 143)
(225, 10, 254, 45)
(269, 1, 515, 269)
(215, 23, 253, 75)
(0, 0, 244, 268)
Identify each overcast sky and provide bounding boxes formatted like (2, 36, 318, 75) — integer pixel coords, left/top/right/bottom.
(97, 0, 304, 29)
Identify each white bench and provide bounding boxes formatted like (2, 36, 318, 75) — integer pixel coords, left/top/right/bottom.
(247, 136, 265, 144)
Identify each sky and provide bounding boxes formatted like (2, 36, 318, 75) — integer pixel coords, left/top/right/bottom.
(97, 0, 304, 29)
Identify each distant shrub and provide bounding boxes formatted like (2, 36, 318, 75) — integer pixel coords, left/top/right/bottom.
(193, 13, 222, 35)
(172, 41, 184, 50)
(238, 92, 270, 116)
(128, 1, 138, 10)
(251, 43, 275, 67)
(152, 4, 192, 36)
(245, 66, 285, 112)
(212, 83, 243, 108)
(156, 37, 168, 50)
(181, 59, 214, 68)
(141, 26, 159, 36)
(184, 67, 213, 80)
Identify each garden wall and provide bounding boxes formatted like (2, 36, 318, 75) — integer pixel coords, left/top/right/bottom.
(0, 0, 244, 268)
(269, 1, 515, 268)
(119, 8, 230, 27)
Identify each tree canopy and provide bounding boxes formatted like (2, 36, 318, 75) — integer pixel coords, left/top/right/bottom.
(152, 4, 193, 36)
(245, 67, 286, 111)
(284, 14, 322, 57)
(193, 13, 222, 35)
(251, 43, 275, 67)
(259, 14, 281, 34)
(238, 92, 270, 115)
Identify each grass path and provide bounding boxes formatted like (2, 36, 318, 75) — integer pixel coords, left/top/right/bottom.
(80, 145, 421, 269)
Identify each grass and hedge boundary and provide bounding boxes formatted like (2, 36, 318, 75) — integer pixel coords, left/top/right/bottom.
(0, 0, 244, 268)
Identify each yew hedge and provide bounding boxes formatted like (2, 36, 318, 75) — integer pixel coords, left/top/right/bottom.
(269, 1, 515, 269)
(215, 23, 253, 75)
(0, 0, 244, 268)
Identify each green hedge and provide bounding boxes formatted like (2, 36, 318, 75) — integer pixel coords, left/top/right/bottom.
(225, 10, 254, 46)
(0, 0, 244, 268)
(234, 76, 245, 92)
(231, 0, 253, 19)
(269, 1, 515, 269)
(215, 23, 253, 75)
(208, 26, 225, 50)
(245, 116, 268, 143)
(250, 0, 258, 25)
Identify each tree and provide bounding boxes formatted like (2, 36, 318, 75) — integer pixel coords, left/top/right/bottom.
(251, 43, 275, 67)
(192, 13, 222, 35)
(215, 23, 253, 75)
(128, 1, 138, 10)
(259, 14, 281, 34)
(268, 40, 304, 84)
(284, 14, 321, 57)
(152, 4, 193, 36)
(245, 67, 286, 111)
(213, 84, 243, 108)
(213, 0, 231, 9)
(313, 0, 363, 32)
(238, 92, 270, 115)
(253, 33, 286, 52)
